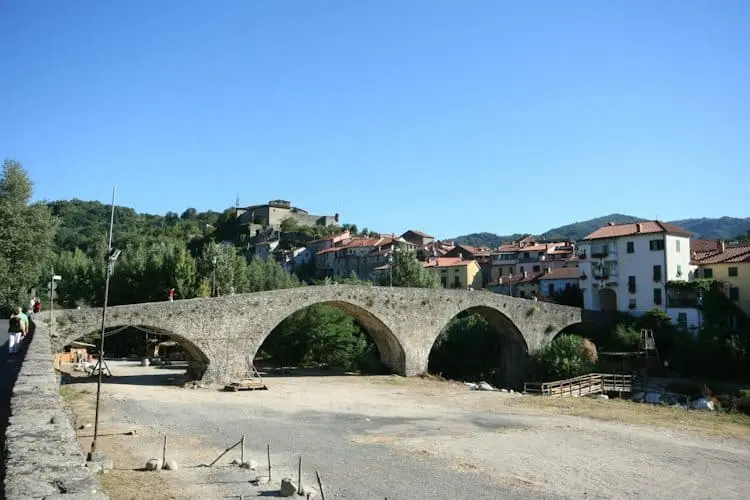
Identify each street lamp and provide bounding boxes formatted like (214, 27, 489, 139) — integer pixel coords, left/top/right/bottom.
(49, 271, 62, 335)
(89, 188, 120, 461)
(212, 256, 217, 297)
(388, 253, 393, 288)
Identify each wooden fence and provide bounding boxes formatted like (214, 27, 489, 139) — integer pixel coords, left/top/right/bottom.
(523, 373, 633, 397)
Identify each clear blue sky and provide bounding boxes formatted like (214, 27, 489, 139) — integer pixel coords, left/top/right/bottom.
(2, 1, 748, 238)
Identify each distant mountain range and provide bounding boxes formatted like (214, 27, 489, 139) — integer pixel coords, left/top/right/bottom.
(452, 214, 750, 248)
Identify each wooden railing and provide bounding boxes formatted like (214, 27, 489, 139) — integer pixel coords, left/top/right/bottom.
(524, 373, 633, 397)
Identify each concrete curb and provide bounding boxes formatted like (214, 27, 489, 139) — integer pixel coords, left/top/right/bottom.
(3, 323, 109, 499)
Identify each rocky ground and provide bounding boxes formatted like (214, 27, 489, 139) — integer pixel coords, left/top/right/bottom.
(60, 361, 750, 500)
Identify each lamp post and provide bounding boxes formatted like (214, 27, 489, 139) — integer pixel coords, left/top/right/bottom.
(212, 256, 217, 297)
(49, 270, 62, 335)
(388, 253, 393, 288)
(89, 187, 120, 460)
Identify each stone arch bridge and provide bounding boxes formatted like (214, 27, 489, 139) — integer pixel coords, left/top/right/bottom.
(44, 285, 587, 387)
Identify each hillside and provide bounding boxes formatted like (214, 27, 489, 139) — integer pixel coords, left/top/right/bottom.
(452, 214, 750, 247)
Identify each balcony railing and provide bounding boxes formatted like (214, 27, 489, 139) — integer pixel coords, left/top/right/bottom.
(593, 271, 618, 281)
(667, 298, 701, 308)
(517, 257, 540, 263)
(590, 247, 609, 258)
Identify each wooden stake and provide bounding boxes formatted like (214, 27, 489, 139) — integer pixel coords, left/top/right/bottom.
(316, 470, 326, 500)
(297, 456, 302, 494)
(161, 436, 167, 467)
(207, 438, 242, 467)
(267, 444, 271, 481)
(241, 435, 245, 464)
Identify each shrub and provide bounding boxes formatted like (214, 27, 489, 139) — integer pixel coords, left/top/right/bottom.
(582, 338, 598, 364)
(612, 324, 640, 351)
(532, 334, 597, 381)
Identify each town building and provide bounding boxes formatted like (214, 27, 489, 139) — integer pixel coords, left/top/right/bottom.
(577, 220, 696, 326)
(235, 199, 339, 238)
(691, 241, 750, 316)
(490, 236, 576, 283)
(400, 230, 435, 247)
(486, 271, 542, 298)
(423, 257, 483, 290)
(316, 235, 413, 280)
(538, 267, 582, 299)
(443, 244, 493, 284)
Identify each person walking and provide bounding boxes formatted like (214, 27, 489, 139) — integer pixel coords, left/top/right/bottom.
(8, 307, 26, 355)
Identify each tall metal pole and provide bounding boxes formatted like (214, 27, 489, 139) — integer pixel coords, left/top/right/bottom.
(50, 268, 55, 335)
(90, 187, 116, 459)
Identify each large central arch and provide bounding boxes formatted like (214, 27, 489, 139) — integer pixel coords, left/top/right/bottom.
(430, 305, 530, 389)
(255, 300, 407, 374)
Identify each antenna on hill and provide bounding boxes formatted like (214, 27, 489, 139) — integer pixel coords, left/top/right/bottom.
(235, 193, 240, 210)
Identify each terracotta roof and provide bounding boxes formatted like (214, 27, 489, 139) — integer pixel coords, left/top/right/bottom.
(423, 257, 477, 268)
(690, 239, 723, 253)
(692, 243, 750, 265)
(307, 231, 351, 244)
(402, 229, 433, 239)
(583, 221, 691, 241)
(493, 272, 544, 285)
(539, 267, 581, 280)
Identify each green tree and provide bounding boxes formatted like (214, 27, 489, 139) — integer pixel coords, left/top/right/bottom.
(532, 334, 597, 380)
(0, 159, 59, 313)
(376, 248, 440, 288)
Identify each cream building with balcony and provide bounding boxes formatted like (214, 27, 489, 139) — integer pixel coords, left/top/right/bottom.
(577, 221, 696, 326)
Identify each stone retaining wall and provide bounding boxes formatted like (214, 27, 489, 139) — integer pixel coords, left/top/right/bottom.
(3, 323, 109, 499)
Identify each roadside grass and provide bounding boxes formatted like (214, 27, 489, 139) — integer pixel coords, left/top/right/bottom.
(507, 395, 750, 440)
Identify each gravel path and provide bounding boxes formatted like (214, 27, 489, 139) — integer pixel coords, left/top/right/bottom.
(66, 361, 750, 500)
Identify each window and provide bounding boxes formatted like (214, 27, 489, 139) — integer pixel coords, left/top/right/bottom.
(548, 284, 554, 296)
(675, 239, 681, 252)
(533, 265, 541, 272)
(730, 287, 740, 301)
(677, 313, 687, 328)
(453, 276, 461, 288)
(626, 241, 634, 253)
(520, 266, 525, 273)
(649, 239, 665, 251)
(628, 276, 636, 294)
(729, 267, 738, 277)
(628, 298, 636, 310)
(523, 252, 530, 259)
(676, 265, 683, 277)
(653, 288, 662, 305)
(703, 268, 713, 279)
(653, 265, 662, 282)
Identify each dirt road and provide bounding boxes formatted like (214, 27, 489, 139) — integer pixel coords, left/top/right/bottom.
(62, 361, 750, 499)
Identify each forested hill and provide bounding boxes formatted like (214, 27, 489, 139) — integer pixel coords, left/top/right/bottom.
(453, 214, 750, 247)
(48, 200, 225, 254)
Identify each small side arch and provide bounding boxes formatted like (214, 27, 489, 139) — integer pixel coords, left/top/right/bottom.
(59, 324, 211, 381)
(255, 300, 407, 375)
(430, 305, 530, 389)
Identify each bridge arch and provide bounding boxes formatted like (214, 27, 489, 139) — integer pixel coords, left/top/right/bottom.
(58, 324, 211, 381)
(429, 305, 530, 389)
(253, 299, 406, 375)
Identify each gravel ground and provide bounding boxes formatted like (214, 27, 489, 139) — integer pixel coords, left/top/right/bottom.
(63, 361, 750, 500)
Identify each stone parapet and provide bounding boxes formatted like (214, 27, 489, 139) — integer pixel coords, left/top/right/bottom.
(3, 323, 109, 499)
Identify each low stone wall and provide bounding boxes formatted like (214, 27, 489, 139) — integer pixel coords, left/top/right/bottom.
(3, 323, 109, 499)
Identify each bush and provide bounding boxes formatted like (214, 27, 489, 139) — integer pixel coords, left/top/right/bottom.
(612, 324, 640, 351)
(533, 334, 597, 381)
